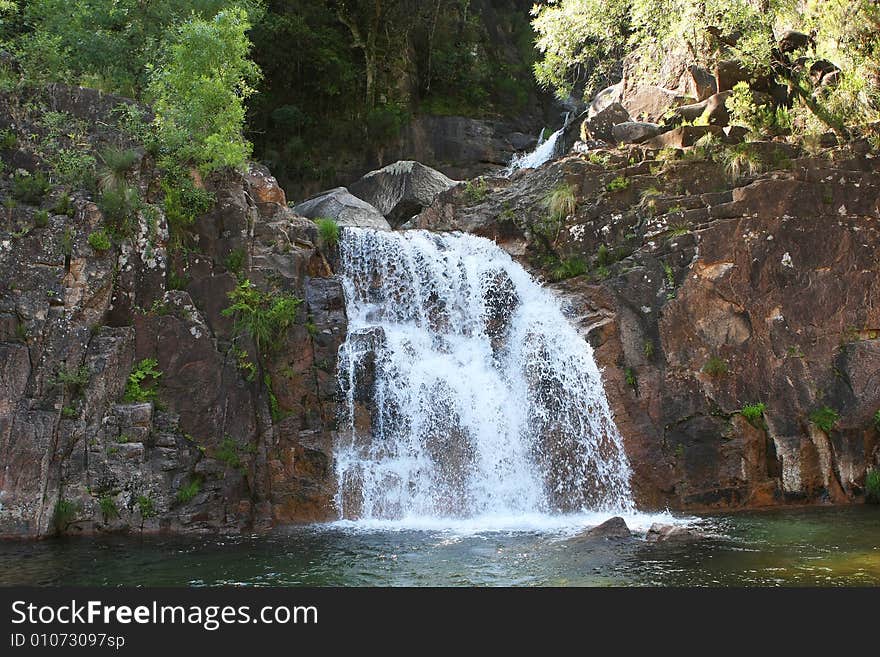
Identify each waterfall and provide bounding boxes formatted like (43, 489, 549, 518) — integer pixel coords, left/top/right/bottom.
(334, 228, 633, 525)
(505, 113, 569, 175)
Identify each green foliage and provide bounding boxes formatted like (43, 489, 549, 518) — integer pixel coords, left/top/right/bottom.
(87, 229, 112, 252)
(161, 171, 215, 233)
(726, 82, 790, 137)
(624, 367, 638, 390)
(606, 176, 629, 193)
(124, 358, 163, 404)
(48, 148, 97, 190)
(53, 498, 77, 533)
(176, 477, 201, 504)
(810, 406, 840, 433)
(34, 210, 49, 227)
(222, 279, 302, 354)
(52, 194, 74, 218)
(215, 436, 245, 470)
(315, 217, 340, 247)
(264, 373, 281, 421)
(703, 356, 729, 377)
(225, 248, 246, 274)
(643, 340, 655, 359)
(741, 402, 767, 427)
(544, 183, 577, 221)
(49, 365, 90, 397)
(98, 495, 119, 522)
(719, 143, 764, 181)
(463, 178, 489, 204)
(149, 8, 261, 172)
(137, 495, 157, 519)
(551, 256, 588, 281)
(98, 185, 140, 236)
(11, 170, 50, 204)
(0, 127, 17, 150)
(874, 409, 880, 431)
(61, 405, 77, 419)
(866, 469, 880, 504)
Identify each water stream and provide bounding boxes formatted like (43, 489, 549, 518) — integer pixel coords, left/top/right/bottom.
(334, 228, 632, 528)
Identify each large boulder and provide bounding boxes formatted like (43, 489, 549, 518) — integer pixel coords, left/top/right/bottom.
(348, 160, 457, 228)
(612, 121, 662, 144)
(672, 91, 733, 127)
(293, 187, 391, 231)
(581, 102, 631, 142)
(624, 86, 693, 123)
(686, 65, 718, 102)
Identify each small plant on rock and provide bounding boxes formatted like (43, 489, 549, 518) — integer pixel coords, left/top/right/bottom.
(544, 183, 577, 221)
(703, 356, 729, 377)
(222, 279, 302, 355)
(98, 495, 119, 523)
(176, 477, 201, 504)
(866, 469, 880, 504)
(97, 147, 138, 191)
(551, 256, 588, 281)
(87, 228, 112, 252)
(34, 210, 49, 227)
(53, 498, 78, 534)
(315, 217, 340, 247)
(606, 176, 629, 193)
(810, 406, 840, 434)
(11, 170, 50, 204)
(463, 178, 488, 204)
(741, 402, 767, 427)
(124, 358, 162, 403)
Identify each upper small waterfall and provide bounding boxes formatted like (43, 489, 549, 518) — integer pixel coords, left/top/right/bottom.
(334, 228, 633, 524)
(505, 114, 569, 174)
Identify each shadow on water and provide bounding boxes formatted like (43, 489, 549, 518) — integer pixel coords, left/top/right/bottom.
(1, 506, 878, 586)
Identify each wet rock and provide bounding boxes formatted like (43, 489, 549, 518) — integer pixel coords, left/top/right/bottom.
(578, 517, 632, 540)
(348, 160, 457, 228)
(293, 187, 391, 231)
(645, 523, 705, 542)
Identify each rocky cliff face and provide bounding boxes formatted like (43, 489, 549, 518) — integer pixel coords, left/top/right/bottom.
(415, 139, 880, 510)
(0, 87, 344, 537)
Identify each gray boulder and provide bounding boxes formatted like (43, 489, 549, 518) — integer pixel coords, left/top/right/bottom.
(293, 187, 391, 231)
(612, 121, 662, 144)
(581, 102, 631, 142)
(348, 160, 457, 228)
(624, 86, 693, 123)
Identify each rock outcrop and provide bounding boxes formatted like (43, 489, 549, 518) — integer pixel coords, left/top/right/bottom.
(415, 137, 880, 511)
(0, 87, 345, 537)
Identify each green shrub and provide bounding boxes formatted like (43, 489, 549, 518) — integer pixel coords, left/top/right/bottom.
(98, 495, 119, 522)
(719, 144, 764, 181)
(741, 402, 767, 427)
(703, 357, 729, 377)
(11, 170, 50, 204)
(215, 436, 244, 469)
(810, 406, 840, 433)
(544, 183, 577, 221)
(98, 184, 140, 235)
(643, 341, 655, 359)
(87, 229, 112, 252)
(49, 365, 90, 397)
(161, 172, 215, 232)
(606, 176, 629, 192)
(124, 358, 162, 403)
(53, 194, 75, 218)
(49, 148, 97, 190)
(624, 367, 638, 389)
(34, 210, 49, 227)
(873, 409, 880, 431)
(176, 477, 201, 504)
(866, 469, 880, 504)
(315, 217, 340, 247)
(222, 279, 302, 354)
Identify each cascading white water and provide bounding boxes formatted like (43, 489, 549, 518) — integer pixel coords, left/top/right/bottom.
(334, 228, 634, 526)
(504, 127, 564, 174)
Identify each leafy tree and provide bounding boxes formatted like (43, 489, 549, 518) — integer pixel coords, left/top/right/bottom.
(149, 8, 262, 172)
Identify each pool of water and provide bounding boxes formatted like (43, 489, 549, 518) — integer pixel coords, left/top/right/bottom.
(1, 506, 878, 586)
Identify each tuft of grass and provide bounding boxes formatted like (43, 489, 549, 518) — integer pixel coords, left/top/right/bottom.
(741, 402, 767, 427)
(606, 176, 629, 192)
(176, 478, 201, 504)
(543, 183, 577, 221)
(98, 495, 119, 522)
(0, 127, 17, 150)
(99, 184, 140, 236)
(224, 247, 246, 274)
(809, 406, 839, 434)
(49, 365, 90, 397)
(720, 144, 764, 181)
(53, 194, 75, 218)
(551, 256, 588, 281)
(137, 495, 157, 520)
(97, 147, 138, 191)
(315, 217, 340, 247)
(702, 356, 729, 377)
(215, 436, 244, 470)
(53, 498, 78, 534)
(866, 469, 880, 504)
(34, 210, 50, 227)
(87, 229, 112, 252)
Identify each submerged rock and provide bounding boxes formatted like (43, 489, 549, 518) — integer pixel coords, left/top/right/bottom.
(645, 523, 706, 543)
